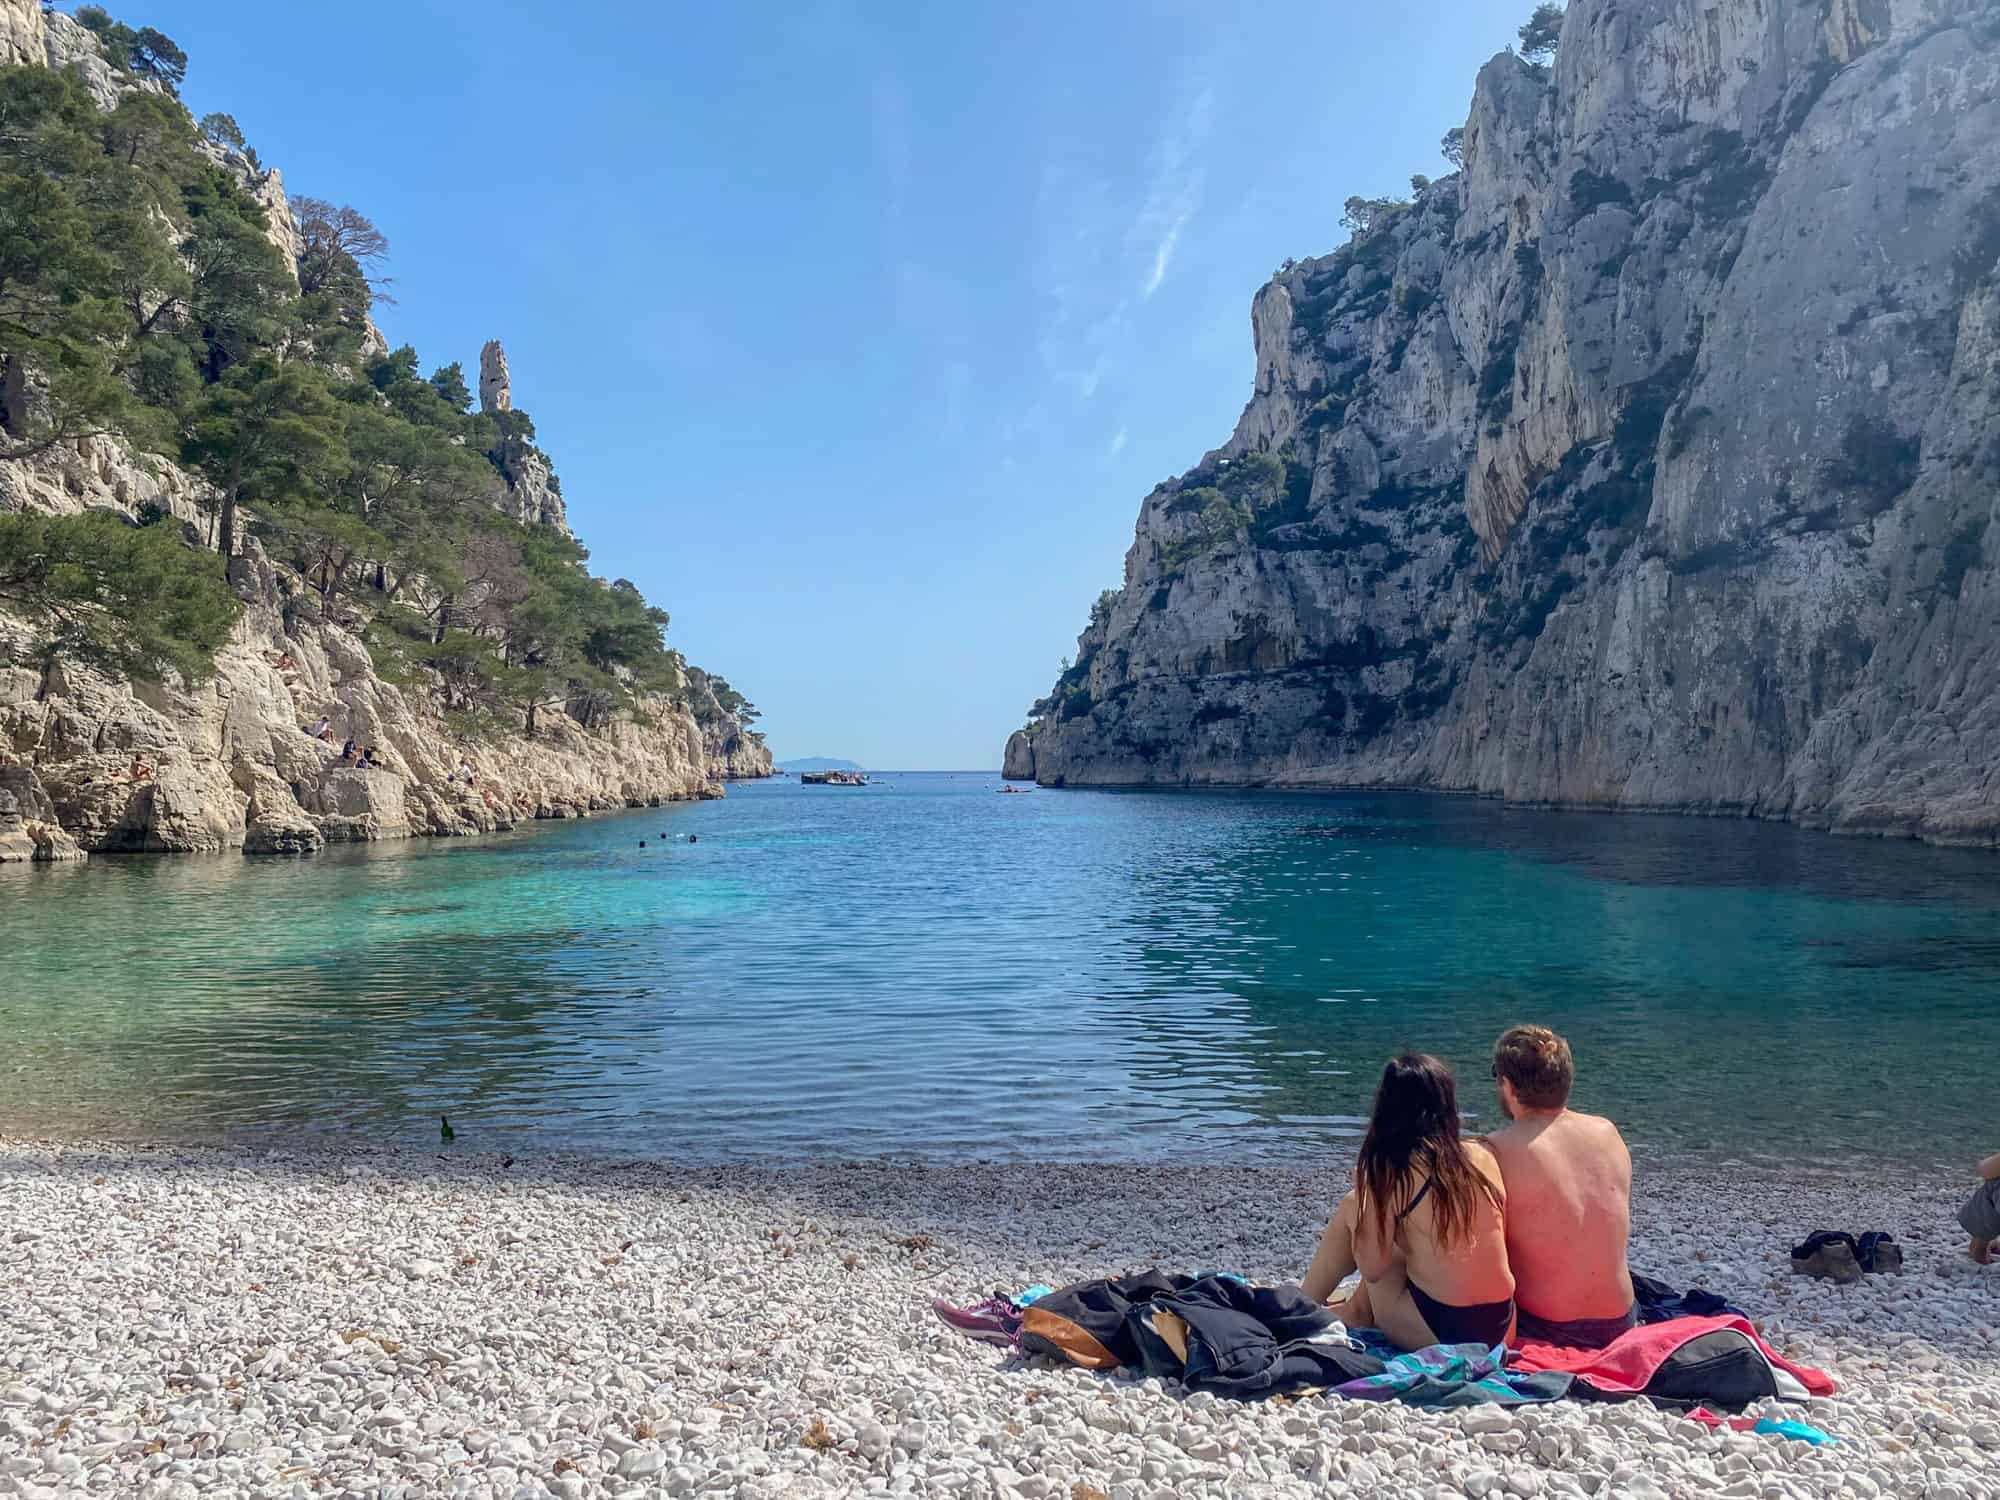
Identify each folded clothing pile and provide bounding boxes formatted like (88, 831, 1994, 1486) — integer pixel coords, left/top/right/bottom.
(1015, 1270, 1389, 1400)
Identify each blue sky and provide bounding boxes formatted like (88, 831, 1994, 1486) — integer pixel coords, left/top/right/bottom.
(137, 1, 1526, 768)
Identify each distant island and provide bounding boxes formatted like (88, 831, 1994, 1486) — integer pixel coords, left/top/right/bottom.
(777, 757, 864, 773)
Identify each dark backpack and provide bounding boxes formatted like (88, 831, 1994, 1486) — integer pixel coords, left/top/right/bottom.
(1636, 1328, 1780, 1411)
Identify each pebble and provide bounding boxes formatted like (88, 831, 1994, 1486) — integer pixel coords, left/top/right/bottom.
(0, 1141, 1994, 1498)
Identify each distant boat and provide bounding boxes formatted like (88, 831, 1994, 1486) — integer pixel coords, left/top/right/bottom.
(998, 785, 1031, 794)
(801, 770, 869, 786)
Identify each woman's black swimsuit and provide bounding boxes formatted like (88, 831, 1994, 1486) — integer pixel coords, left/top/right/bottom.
(1394, 1178, 1516, 1347)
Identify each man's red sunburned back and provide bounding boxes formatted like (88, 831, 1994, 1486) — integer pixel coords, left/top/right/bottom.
(1488, 1109, 1636, 1323)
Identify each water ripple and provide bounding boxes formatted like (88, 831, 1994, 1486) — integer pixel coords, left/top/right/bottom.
(1, 777, 1995, 1165)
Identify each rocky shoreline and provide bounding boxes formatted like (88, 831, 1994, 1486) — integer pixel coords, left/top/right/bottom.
(0, 1140, 1992, 1498)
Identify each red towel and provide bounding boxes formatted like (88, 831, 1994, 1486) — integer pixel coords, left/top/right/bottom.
(1510, 1314, 1835, 1397)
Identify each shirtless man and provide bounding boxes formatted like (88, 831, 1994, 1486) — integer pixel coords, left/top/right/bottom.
(1482, 1025, 1636, 1347)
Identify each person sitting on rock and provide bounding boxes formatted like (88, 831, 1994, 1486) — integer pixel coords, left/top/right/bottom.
(1481, 1025, 1637, 1348)
(1961, 1151, 2000, 1264)
(339, 738, 358, 762)
(311, 716, 332, 741)
(126, 754, 154, 783)
(1302, 1053, 1515, 1351)
(358, 746, 381, 769)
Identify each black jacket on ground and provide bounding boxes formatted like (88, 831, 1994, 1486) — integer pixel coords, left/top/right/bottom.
(1019, 1271, 1385, 1399)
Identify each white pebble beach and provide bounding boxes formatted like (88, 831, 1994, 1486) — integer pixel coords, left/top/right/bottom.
(2, 1140, 1995, 1500)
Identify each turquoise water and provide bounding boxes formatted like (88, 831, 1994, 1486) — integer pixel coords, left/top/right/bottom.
(2, 775, 1995, 1168)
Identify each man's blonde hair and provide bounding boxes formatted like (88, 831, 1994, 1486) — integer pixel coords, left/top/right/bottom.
(1493, 1024, 1574, 1110)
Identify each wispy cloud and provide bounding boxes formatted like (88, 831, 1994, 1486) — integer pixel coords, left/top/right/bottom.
(1131, 85, 1214, 299)
(1109, 426, 1128, 457)
(1030, 83, 1216, 415)
(871, 69, 981, 445)
(1142, 222, 1184, 298)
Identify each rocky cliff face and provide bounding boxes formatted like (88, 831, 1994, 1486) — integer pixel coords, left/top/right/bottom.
(0, 18, 764, 860)
(1019, 0, 2000, 848)
(479, 340, 512, 414)
(0, 534, 736, 858)
(478, 338, 568, 532)
(683, 667, 775, 780)
(1002, 730, 1036, 781)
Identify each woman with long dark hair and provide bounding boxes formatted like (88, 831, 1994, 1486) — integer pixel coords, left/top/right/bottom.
(1301, 1053, 1515, 1350)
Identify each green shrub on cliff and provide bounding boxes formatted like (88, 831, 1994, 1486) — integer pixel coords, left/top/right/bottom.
(1517, 4, 1564, 65)
(0, 511, 238, 681)
(197, 111, 243, 150)
(74, 7, 186, 92)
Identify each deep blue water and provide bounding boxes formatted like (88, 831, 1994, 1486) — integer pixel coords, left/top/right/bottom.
(2, 774, 1995, 1168)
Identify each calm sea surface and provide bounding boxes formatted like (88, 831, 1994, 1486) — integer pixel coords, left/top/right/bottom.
(2, 774, 1994, 1168)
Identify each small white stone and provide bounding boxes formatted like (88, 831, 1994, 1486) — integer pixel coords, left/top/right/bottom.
(617, 1446, 665, 1478)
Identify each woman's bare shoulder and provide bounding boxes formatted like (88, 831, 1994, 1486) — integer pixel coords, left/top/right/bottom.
(1463, 1138, 1507, 1190)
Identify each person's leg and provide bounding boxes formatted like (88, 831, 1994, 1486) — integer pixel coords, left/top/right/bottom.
(1302, 1190, 1361, 1304)
(1329, 1278, 1376, 1329)
(1961, 1179, 2000, 1264)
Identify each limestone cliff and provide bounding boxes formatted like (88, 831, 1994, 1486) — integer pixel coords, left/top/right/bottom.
(1018, 0, 2000, 848)
(683, 667, 775, 781)
(0, 12, 765, 860)
(1001, 730, 1036, 782)
(0, 534, 739, 856)
(478, 339, 569, 533)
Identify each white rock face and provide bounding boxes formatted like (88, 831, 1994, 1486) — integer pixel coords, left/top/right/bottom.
(499, 445, 567, 531)
(0, 415, 755, 849)
(39, 9, 133, 112)
(1021, 0, 2000, 847)
(476, 340, 572, 532)
(1002, 729, 1036, 781)
(683, 666, 775, 780)
(0, 0, 42, 68)
(0, 1141, 1988, 1500)
(0, 765, 81, 862)
(0, 538, 745, 853)
(0, 431, 207, 523)
(479, 340, 512, 414)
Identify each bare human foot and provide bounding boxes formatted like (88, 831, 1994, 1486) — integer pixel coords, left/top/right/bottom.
(1971, 1237, 1993, 1266)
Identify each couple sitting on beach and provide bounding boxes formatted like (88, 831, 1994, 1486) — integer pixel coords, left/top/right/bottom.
(1301, 1025, 1634, 1353)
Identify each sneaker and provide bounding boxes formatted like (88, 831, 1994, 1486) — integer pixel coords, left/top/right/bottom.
(932, 1295, 1023, 1346)
(1790, 1232, 1863, 1285)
